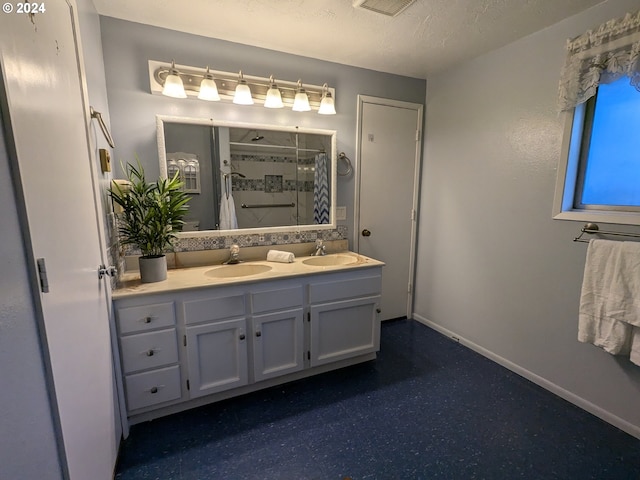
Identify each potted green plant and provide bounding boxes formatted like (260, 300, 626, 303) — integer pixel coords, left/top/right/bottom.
(109, 161, 190, 283)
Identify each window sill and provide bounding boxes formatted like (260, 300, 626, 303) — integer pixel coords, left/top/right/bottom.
(553, 209, 640, 227)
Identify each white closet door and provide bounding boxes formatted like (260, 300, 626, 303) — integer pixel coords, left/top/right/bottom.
(356, 96, 423, 321)
(0, 1, 117, 478)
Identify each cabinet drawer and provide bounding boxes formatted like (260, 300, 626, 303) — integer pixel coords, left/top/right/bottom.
(184, 294, 245, 325)
(251, 286, 303, 314)
(117, 302, 175, 334)
(120, 328, 179, 374)
(125, 365, 181, 411)
(309, 275, 382, 304)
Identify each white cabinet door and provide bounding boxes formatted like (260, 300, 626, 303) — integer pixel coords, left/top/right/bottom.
(252, 308, 304, 382)
(310, 296, 381, 367)
(1, 2, 116, 478)
(186, 318, 249, 398)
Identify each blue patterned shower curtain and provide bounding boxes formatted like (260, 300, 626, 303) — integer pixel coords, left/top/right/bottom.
(313, 153, 330, 224)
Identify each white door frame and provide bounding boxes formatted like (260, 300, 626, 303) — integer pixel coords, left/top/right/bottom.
(354, 95, 423, 318)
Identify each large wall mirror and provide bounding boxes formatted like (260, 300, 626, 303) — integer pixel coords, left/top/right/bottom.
(157, 115, 337, 237)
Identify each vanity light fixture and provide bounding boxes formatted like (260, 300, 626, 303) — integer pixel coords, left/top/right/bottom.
(197, 66, 220, 101)
(264, 75, 284, 109)
(318, 83, 336, 115)
(162, 60, 187, 98)
(292, 79, 311, 112)
(150, 60, 336, 113)
(233, 71, 254, 105)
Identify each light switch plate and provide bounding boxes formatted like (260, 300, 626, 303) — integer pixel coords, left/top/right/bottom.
(99, 148, 111, 173)
(336, 206, 347, 220)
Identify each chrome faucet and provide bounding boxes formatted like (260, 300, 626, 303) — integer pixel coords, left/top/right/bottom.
(312, 239, 326, 256)
(223, 244, 242, 264)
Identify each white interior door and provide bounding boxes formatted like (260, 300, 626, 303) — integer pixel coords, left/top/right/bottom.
(356, 96, 422, 321)
(0, 2, 117, 478)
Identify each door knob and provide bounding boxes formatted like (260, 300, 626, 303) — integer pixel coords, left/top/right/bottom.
(362, 229, 371, 237)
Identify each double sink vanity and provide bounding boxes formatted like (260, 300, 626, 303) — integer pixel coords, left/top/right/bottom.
(112, 245, 384, 425)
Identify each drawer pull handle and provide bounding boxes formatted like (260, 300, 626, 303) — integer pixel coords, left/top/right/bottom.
(146, 349, 155, 357)
(142, 316, 155, 324)
(150, 386, 158, 394)
(255, 331, 262, 337)
(239, 334, 246, 341)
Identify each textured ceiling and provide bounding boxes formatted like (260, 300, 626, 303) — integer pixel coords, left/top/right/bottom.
(92, 0, 605, 79)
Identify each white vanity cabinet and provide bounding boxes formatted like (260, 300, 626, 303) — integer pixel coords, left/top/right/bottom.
(115, 301, 182, 411)
(113, 262, 383, 424)
(250, 285, 304, 382)
(309, 273, 381, 367)
(183, 288, 249, 398)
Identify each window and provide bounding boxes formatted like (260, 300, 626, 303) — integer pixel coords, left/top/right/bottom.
(559, 77, 640, 212)
(579, 78, 640, 209)
(553, 10, 640, 225)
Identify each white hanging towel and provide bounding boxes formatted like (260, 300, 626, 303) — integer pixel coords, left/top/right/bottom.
(578, 239, 640, 365)
(219, 191, 238, 230)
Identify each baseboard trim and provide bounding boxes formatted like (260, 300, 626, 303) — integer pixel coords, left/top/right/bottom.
(412, 314, 640, 440)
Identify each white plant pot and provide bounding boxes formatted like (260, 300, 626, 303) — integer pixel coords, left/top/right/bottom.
(138, 255, 167, 283)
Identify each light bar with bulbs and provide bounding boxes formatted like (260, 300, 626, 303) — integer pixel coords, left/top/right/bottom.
(149, 60, 336, 114)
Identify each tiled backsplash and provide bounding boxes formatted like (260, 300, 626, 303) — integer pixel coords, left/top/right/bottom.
(115, 222, 347, 256)
(170, 225, 347, 252)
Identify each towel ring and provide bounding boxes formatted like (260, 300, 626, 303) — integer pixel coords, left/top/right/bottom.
(337, 152, 353, 177)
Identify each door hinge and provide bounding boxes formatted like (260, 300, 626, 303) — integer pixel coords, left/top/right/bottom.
(307, 351, 311, 360)
(183, 335, 187, 347)
(408, 282, 413, 294)
(307, 312, 311, 322)
(416, 129, 421, 142)
(36, 258, 49, 293)
(186, 379, 190, 390)
(411, 209, 416, 221)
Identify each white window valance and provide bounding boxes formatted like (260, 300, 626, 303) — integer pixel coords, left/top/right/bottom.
(558, 10, 640, 111)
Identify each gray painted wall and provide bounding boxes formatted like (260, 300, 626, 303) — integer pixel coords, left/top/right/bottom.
(414, 0, 640, 436)
(0, 85, 63, 480)
(99, 17, 426, 246)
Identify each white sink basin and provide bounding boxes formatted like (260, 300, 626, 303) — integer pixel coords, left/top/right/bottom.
(205, 264, 272, 278)
(302, 254, 359, 267)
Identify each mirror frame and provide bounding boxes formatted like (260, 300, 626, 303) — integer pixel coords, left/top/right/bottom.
(156, 115, 337, 238)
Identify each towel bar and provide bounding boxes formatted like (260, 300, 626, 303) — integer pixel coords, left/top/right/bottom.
(573, 223, 640, 243)
(241, 202, 295, 209)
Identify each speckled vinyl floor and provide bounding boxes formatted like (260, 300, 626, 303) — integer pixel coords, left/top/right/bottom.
(115, 319, 640, 480)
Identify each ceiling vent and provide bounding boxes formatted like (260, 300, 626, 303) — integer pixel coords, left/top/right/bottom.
(352, 0, 416, 17)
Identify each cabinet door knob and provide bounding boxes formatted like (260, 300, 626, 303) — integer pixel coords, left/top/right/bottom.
(256, 331, 262, 337)
(150, 387, 158, 394)
(239, 334, 246, 341)
(146, 349, 155, 357)
(143, 316, 153, 324)
(376, 308, 381, 314)
(362, 229, 371, 237)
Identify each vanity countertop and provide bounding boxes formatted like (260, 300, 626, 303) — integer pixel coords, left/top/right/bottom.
(113, 251, 384, 299)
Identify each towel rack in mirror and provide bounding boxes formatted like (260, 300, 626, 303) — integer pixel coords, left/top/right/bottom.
(573, 223, 640, 243)
(241, 203, 295, 209)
